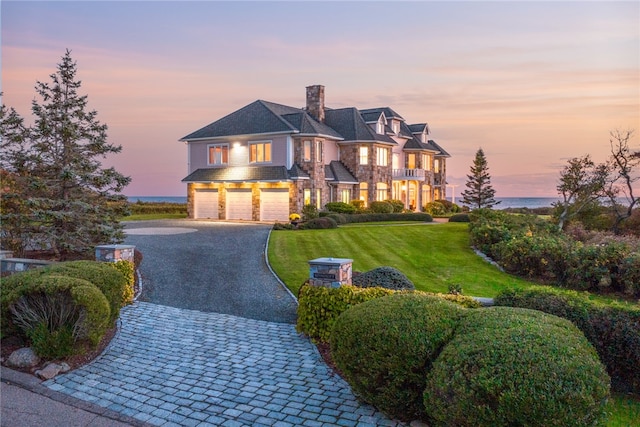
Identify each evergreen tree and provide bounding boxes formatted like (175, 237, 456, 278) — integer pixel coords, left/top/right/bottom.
(0, 50, 130, 259)
(461, 148, 500, 209)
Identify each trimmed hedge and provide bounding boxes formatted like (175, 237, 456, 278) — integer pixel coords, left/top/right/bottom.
(298, 217, 337, 229)
(352, 266, 415, 290)
(331, 293, 464, 421)
(423, 307, 610, 427)
(325, 202, 357, 214)
(344, 212, 433, 223)
(3, 275, 111, 349)
(369, 201, 394, 213)
(495, 286, 640, 394)
(296, 284, 480, 343)
(448, 213, 470, 222)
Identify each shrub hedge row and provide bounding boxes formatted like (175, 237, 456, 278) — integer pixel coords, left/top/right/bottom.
(127, 201, 186, 215)
(495, 286, 640, 394)
(296, 283, 480, 343)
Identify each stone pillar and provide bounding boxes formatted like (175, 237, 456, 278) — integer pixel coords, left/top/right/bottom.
(308, 257, 353, 288)
(95, 244, 135, 263)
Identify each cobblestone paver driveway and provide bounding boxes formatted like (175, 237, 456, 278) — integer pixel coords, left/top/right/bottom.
(46, 302, 404, 426)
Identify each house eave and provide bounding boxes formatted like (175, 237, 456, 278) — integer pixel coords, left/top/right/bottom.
(180, 130, 299, 143)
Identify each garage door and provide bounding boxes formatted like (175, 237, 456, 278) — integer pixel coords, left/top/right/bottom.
(226, 189, 253, 220)
(194, 189, 219, 219)
(260, 189, 290, 221)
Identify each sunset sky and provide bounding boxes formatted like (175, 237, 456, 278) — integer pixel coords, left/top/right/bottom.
(2, 1, 639, 198)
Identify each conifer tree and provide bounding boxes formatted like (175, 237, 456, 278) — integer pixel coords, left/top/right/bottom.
(0, 50, 130, 259)
(461, 148, 500, 209)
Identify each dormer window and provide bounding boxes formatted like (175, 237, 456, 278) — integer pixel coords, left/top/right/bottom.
(376, 114, 387, 135)
(392, 121, 400, 135)
(421, 131, 427, 143)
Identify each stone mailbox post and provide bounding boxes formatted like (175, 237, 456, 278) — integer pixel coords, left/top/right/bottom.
(95, 244, 135, 263)
(308, 257, 353, 288)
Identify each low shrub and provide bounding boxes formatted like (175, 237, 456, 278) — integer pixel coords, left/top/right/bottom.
(127, 201, 186, 215)
(494, 286, 640, 394)
(387, 199, 405, 213)
(448, 213, 470, 222)
(435, 199, 461, 214)
(343, 212, 432, 223)
(564, 241, 628, 292)
(326, 213, 348, 224)
(298, 217, 337, 229)
(272, 222, 294, 230)
(301, 204, 319, 221)
(617, 252, 640, 296)
(497, 235, 571, 281)
(352, 266, 415, 290)
(107, 260, 135, 304)
(4, 275, 111, 352)
(330, 293, 464, 421)
(296, 284, 393, 342)
(325, 202, 357, 214)
(423, 307, 610, 427)
(423, 201, 445, 216)
(369, 201, 394, 214)
(42, 261, 129, 322)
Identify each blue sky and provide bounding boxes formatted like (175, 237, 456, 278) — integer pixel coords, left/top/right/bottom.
(2, 1, 638, 197)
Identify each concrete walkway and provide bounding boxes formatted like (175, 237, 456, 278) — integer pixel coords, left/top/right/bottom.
(44, 302, 405, 427)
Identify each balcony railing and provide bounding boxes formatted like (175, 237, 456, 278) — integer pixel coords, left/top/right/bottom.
(392, 168, 425, 180)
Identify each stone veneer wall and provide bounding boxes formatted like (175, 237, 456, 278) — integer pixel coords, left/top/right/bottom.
(294, 137, 327, 209)
(339, 144, 392, 201)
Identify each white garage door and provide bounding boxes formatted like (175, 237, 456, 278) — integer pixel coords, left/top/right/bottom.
(194, 189, 219, 219)
(260, 189, 290, 221)
(226, 189, 253, 220)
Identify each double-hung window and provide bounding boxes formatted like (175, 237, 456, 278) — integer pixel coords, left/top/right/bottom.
(316, 141, 323, 163)
(303, 140, 312, 162)
(208, 144, 229, 166)
(359, 146, 369, 165)
(250, 141, 272, 163)
(376, 147, 388, 166)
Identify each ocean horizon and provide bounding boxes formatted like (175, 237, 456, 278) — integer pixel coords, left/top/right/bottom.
(128, 196, 561, 210)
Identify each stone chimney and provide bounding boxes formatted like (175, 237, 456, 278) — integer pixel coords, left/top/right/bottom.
(306, 85, 325, 123)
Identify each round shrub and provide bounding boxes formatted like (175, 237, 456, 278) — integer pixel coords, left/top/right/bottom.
(299, 217, 337, 229)
(5, 275, 111, 353)
(352, 266, 415, 290)
(387, 199, 405, 213)
(423, 201, 445, 216)
(325, 202, 357, 214)
(448, 213, 470, 222)
(330, 293, 464, 420)
(369, 201, 394, 214)
(423, 307, 610, 427)
(326, 213, 348, 224)
(43, 261, 129, 323)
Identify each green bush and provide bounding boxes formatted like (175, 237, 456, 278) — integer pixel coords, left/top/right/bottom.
(107, 260, 135, 304)
(42, 261, 129, 322)
(325, 202, 357, 214)
(435, 199, 461, 214)
(564, 241, 628, 292)
(387, 199, 405, 213)
(352, 266, 415, 290)
(617, 252, 640, 296)
(298, 217, 337, 229)
(369, 201, 394, 214)
(127, 201, 186, 215)
(423, 201, 445, 216)
(342, 212, 432, 223)
(326, 213, 348, 224)
(497, 235, 571, 281)
(301, 203, 319, 221)
(4, 275, 111, 351)
(296, 284, 393, 342)
(448, 213, 470, 222)
(330, 293, 464, 421)
(494, 286, 640, 394)
(28, 321, 76, 360)
(424, 307, 610, 427)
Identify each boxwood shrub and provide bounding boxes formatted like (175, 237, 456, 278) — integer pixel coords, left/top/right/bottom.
(330, 293, 464, 421)
(352, 266, 415, 290)
(423, 307, 610, 427)
(448, 213, 470, 222)
(3, 275, 111, 352)
(325, 202, 357, 214)
(495, 286, 640, 394)
(298, 217, 337, 229)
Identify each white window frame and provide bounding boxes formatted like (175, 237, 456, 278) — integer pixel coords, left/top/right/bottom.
(249, 141, 272, 164)
(359, 146, 369, 165)
(304, 188, 311, 206)
(376, 182, 388, 201)
(316, 140, 323, 163)
(376, 147, 388, 166)
(434, 159, 440, 173)
(207, 143, 229, 166)
(340, 189, 351, 204)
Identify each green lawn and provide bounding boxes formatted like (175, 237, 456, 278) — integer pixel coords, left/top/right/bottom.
(268, 222, 537, 296)
(607, 394, 640, 426)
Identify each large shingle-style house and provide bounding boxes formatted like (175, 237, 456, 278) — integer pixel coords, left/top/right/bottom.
(180, 85, 449, 221)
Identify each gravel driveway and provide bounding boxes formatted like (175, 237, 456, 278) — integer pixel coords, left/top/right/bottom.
(123, 219, 297, 324)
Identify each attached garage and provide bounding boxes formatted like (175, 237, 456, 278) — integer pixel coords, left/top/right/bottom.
(260, 189, 290, 221)
(194, 189, 219, 219)
(226, 189, 253, 220)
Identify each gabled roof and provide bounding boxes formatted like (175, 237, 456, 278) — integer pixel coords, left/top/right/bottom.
(360, 107, 404, 121)
(429, 139, 451, 157)
(408, 123, 429, 135)
(288, 164, 310, 180)
(324, 108, 396, 144)
(280, 113, 343, 139)
(182, 166, 290, 182)
(325, 161, 358, 184)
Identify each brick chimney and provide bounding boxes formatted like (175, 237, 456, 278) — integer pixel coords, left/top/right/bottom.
(306, 85, 325, 123)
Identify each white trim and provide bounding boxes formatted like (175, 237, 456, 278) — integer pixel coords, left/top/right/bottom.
(206, 143, 230, 166)
(180, 130, 298, 142)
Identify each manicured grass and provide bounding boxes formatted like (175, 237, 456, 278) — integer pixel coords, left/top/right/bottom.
(268, 222, 536, 296)
(607, 394, 640, 426)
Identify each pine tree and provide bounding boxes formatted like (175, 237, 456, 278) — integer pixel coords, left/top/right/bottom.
(461, 148, 500, 209)
(0, 50, 130, 259)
